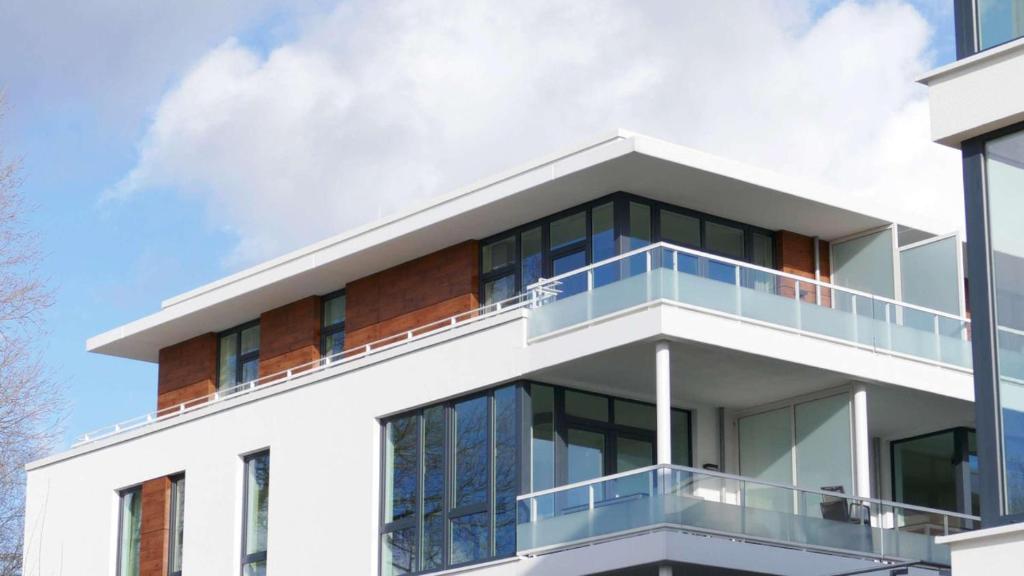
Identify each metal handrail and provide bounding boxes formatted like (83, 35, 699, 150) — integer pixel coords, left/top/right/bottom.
(74, 291, 533, 446)
(515, 463, 981, 522)
(527, 241, 972, 325)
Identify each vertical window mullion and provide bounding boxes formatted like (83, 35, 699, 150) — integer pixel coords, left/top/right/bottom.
(417, 411, 424, 574)
(443, 403, 452, 570)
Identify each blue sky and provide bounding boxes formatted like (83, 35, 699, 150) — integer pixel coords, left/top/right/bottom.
(0, 0, 958, 448)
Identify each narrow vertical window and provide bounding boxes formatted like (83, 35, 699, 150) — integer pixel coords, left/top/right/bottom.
(450, 396, 489, 566)
(168, 475, 185, 576)
(117, 486, 142, 576)
(219, 322, 261, 390)
(493, 386, 517, 556)
(242, 451, 270, 576)
(482, 236, 517, 306)
(381, 416, 418, 576)
(421, 406, 445, 572)
(321, 291, 346, 359)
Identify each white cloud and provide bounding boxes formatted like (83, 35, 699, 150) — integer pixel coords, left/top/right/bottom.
(111, 0, 963, 264)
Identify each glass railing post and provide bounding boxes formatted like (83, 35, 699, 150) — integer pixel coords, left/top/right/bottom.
(852, 294, 859, 344)
(933, 314, 942, 361)
(672, 250, 679, 300)
(740, 480, 747, 534)
(587, 269, 594, 321)
(795, 279, 802, 330)
(734, 265, 741, 315)
(885, 301, 893, 351)
(646, 248, 653, 301)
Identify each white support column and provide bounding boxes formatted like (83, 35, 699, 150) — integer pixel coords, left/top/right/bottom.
(853, 383, 871, 498)
(656, 340, 672, 465)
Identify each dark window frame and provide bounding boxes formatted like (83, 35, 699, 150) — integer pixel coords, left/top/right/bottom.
(217, 320, 261, 390)
(241, 450, 270, 575)
(953, 0, 1024, 59)
(963, 119, 1024, 527)
(167, 474, 185, 576)
(478, 191, 775, 304)
(889, 426, 978, 515)
(320, 289, 347, 359)
(116, 484, 142, 576)
(378, 385, 522, 576)
(541, 383, 694, 490)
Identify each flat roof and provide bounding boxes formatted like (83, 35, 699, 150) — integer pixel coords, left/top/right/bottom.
(88, 130, 939, 362)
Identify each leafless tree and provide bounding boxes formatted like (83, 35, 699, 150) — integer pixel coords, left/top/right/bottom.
(0, 93, 64, 576)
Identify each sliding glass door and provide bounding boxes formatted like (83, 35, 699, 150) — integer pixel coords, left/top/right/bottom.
(738, 392, 853, 515)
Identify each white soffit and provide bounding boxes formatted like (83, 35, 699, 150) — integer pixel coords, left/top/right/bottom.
(87, 130, 933, 362)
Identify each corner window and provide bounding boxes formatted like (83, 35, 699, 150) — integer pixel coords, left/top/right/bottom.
(892, 428, 978, 515)
(478, 193, 773, 305)
(321, 291, 346, 359)
(242, 451, 270, 576)
(985, 128, 1024, 515)
(977, 0, 1024, 52)
(219, 322, 260, 390)
(380, 385, 519, 575)
(117, 486, 142, 576)
(168, 475, 186, 576)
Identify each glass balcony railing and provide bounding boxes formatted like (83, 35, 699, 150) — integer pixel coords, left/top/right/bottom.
(516, 464, 979, 566)
(527, 243, 973, 371)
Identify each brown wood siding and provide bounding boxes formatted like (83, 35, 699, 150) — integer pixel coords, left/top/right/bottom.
(345, 240, 480, 350)
(139, 477, 170, 576)
(157, 333, 218, 411)
(259, 296, 322, 378)
(774, 230, 832, 306)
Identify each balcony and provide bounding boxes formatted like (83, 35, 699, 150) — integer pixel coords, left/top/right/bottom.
(529, 242, 973, 371)
(516, 464, 980, 567)
(74, 241, 972, 447)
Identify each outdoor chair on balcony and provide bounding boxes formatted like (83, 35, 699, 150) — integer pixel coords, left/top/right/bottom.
(820, 486, 870, 524)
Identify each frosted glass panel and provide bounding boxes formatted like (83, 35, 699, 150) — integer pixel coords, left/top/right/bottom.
(832, 228, 895, 299)
(900, 236, 961, 315)
(739, 407, 793, 512)
(795, 394, 852, 498)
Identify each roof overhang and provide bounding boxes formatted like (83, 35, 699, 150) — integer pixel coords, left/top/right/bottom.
(87, 130, 925, 362)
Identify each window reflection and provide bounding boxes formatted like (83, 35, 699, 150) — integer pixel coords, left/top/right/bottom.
(986, 129, 1024, 514)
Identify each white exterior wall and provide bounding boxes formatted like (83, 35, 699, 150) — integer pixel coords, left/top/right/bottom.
(25, 316, 529, 576)
(938, 523, 1024, 575)
(921, 37, 1024, 147)
(24, 302, 975, 575)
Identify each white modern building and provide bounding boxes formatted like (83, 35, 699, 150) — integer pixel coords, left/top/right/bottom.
(918, 0, 1024, 574)
(23, 132, 981, 576)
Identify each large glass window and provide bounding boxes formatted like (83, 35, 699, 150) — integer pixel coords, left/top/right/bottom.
(977, 0, 1024, 51)
(168, 475, 186, 576)
(479, 193, 773, 305)
(892, 428, 978, 515)
(380, 386, 519, 575)
(117, 486, 142, 576)
(219, 322, 260, 390)
(738, 392, 853, 513)
(321, 291, 346, 359)
(985, 129, 1024, 515)
(529, 384, 692, 494)
(242, 451, 270, 576)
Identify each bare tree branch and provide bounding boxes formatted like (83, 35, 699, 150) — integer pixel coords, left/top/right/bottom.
(0, 92, 65, 576)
